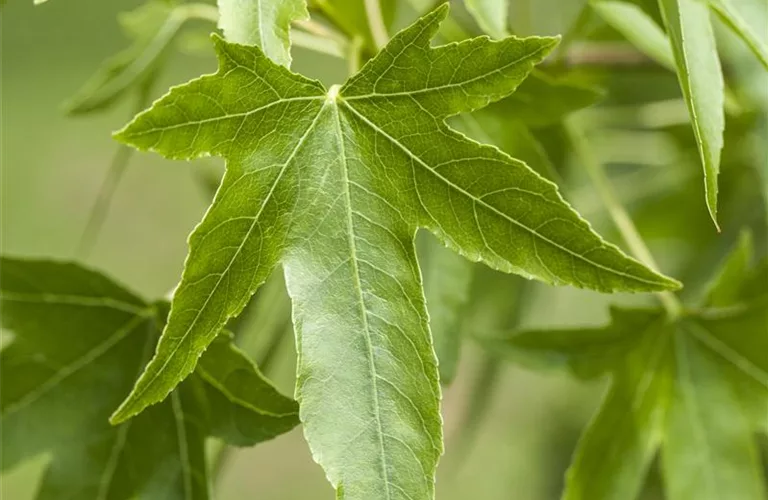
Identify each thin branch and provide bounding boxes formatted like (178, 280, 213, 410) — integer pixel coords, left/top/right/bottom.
(292, 29, 346, 58)
(293, 18, 346, 44)
(77, 75, 158, 258)
(565, 116, 684, 318)
(364, 0, 389, 49)
(176, 3, 219, 23)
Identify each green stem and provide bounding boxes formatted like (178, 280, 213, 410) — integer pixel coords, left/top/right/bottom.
(77, 75, 157, 257)
(364, 0, 389, 49)
(292, 29, 346, 58)
(565, 117, 683, 318)
(176, 3, 219, 23)
(210, 441, 234, 485)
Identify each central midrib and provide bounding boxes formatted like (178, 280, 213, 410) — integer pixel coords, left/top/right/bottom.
(330, 101, 392, 499)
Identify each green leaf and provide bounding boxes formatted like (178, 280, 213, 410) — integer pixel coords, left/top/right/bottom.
(477, 307, 657, 380)
(591, 0, 676, 69)
(419, 233, 474, 385)
(0, 258, 298, 499)
(710, 0, 768, 70)
(705, 231, 753, 307)
(482, 70, 604, 129)
(564, 314, 674, 500)
(465, 0, 510, 39)
(479, 241, 768, 500)
(112, 5, 678, 497)
(217, 0, 308, 66)
(658, 0, 725, 227)
(663, 329, 766, 500)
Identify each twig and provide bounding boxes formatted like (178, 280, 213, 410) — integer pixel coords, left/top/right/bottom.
(364, 0, 389, 49)
(77, 75, 157, 258)
(292, 29, 346, 58)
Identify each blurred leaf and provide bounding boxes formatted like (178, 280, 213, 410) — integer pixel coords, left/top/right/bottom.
(465, 0, 509, 39)
(110, 6, 678, 498)
(217, 0, 307, 66)
(705, 230, 753, 307)
(662, 325, 766, 500)
(0, 259, 298, 500)
(484, 71, 604, 129)
(510, 0, 589, 36)
(710, 0, 768, 70)
(65, 2, 218, 115)
(310, 0, 397, 54)
(419, 233, 474, 385)
(477, 307, 655, 380)
(591, 0, 676, 69)
(479, 240, 768, 500)
(658, 0, 725, 227)
(564, 312, 674, 500)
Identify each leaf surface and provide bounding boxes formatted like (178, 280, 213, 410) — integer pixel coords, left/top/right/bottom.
(658, 0, 724, 226)
(112, 5, 678, 498)
(710, 0, 768, 70)
(0, 258, 298, 500)
(217, 0, 307, 66)
(478, 240, 768, 500)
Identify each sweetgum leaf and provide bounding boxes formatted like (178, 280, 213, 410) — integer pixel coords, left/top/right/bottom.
(478, 239, 768, 500)
(112, 5, 678, 498)
(217, 0, 308, 66)
(0, 258, 298, 500)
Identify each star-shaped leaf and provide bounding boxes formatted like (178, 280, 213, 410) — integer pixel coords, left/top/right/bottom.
(0, 258, 298, 500)
(479, 234, 768, 500)
(110, 5, 678, 498)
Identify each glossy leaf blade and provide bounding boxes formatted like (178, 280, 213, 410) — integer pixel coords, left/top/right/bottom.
(658, 0, 724, 226)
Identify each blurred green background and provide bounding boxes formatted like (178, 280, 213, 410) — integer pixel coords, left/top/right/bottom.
(2, 0, 766, 498)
